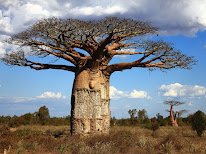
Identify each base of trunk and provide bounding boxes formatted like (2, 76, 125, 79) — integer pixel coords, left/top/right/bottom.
(71, 117, 110, 135)
(171, 121, 178, 127)
(71, 88, 110, 135)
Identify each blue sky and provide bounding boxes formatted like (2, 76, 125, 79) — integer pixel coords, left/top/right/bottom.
(0, 0, 206, 118)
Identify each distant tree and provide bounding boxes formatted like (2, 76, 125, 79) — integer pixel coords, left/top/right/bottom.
(37, 106, 50, 125)
(21, 113, 33, 125)
(8, 115, 18, 127)
(110, 116, 117, 127)
(156, 113, 167, 126)
(176, 110, 188, 118)
(8, 115, 25, 127)
(164, 101, 185, 127)
(137, 109, 148, 124)
(176, 110, 189, 126)
(182, 114, 193, 124)
(128, 109, 137, 120)
(191, 110, 206, 137)
(151, 118, 159, 135)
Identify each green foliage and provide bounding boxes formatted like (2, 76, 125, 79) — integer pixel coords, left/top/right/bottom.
(0, 125, 13, 153)
(137, 109, 148, 124)
(191, 110, 206, 136)
(156, 113, 168, 126)
(144, 117, 159, 134)
(110, 117, 117, 127)
(128, 109, 137, 120)
(151, 118, 160, 133)
(182, 114, 193, 124)
(36, 105, 50, 125)
(21, 113, 33, 125)
(0, 106, 70, 127)
(116, 118, 131, 126)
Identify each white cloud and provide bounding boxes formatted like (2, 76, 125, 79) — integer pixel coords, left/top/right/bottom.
(115, 48, 136, 59)
(129, 90, 151, 99)
(110, 86, 151, 100)
(0, 91, 66, 103)
(13, 97, 36, 103)
(0, 42, 6, 57)
(0, 0, 206, 38)
(37, 92, 66, 99)
(110, 86, 128, 100)
(0, 84, 1, 88)
(70, 5, 127, 16)
(0, 0, 206, 60)
(204, 45, 206, 49)
(159, 83, 206, 98)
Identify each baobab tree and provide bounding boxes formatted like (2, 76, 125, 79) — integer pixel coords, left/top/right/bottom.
(164, 101, 186, 127)
(176, 110, 188, 118)
(1, 17, 196, 135)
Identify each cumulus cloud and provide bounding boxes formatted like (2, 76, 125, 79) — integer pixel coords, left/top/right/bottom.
(110, 86, 151, 100)
(70, 5, 127, 16)
(110, 86, 128, 99)
(0, 0, 206, 37)
(159, 83, 206, 98)
(129, 90, 151, 99)
(1, 0, 206, 59)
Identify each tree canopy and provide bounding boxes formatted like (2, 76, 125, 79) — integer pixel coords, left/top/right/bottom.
(164, 101, 185, 106)
(1, 17, 196, 75)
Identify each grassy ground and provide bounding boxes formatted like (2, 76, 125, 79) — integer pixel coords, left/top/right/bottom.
(0, 125, 206, 154)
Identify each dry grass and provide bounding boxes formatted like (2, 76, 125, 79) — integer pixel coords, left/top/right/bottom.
(0, 124, 206, 153)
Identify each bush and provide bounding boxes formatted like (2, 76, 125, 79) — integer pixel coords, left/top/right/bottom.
(191, 110, 206, 136)
(0, 125, 14, 153)
(144, 118, 159, 135)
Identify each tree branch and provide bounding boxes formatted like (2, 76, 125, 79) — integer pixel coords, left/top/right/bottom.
(27, 60, 76, 72)
(92, 32, 114, 60)
(1, 50, 76, 72)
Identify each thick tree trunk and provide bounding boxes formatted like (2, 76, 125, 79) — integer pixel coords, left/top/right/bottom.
(170, 105, 178, 127)
(70, 69, 111, 135)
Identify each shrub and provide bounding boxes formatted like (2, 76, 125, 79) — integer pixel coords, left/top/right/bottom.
(144, 118, 159, 135)
(0, 125, 14, 153)
(191, 110, 206, 136)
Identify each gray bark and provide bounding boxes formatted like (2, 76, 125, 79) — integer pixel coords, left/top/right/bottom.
(70, 69, 111, 135)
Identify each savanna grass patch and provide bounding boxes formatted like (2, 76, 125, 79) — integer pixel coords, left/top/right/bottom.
(0, 125, 206, 153)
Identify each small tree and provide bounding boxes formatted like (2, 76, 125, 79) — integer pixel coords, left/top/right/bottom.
(110, 116, 117, 127)
(137, 109, 148, 124)
(128, 109, 137, 120)
(156, 113, 167, 126)
(164, 101, 185, 127)
(191, 110, 206, 137)
(151, 118, 159, 136)
(37, 106, 50, 125)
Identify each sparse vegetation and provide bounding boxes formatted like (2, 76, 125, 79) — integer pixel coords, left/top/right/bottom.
(0, 107, 206, 153)
(0, 125, 205, 153)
